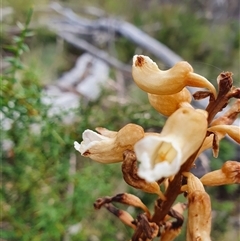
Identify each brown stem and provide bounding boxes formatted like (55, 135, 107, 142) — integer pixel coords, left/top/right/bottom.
(151, 149, 199, 223)
(206, 72, 233, 123)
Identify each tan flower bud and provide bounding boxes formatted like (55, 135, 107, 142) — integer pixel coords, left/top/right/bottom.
(147, 87, 192, 116)
(187, 190, 212, 241)
(132, 55, 217, 98)
(181, 173, 212, 240)
(74, 123, 144, 163)
(200, 160, 240, 186)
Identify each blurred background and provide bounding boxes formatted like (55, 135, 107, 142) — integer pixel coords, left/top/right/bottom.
(1, 0, 240, 240)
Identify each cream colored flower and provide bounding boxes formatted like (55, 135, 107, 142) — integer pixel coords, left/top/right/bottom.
(74, 123, 144, 163)
(132, 55, 217, 98)
(134, 107, 208, 182)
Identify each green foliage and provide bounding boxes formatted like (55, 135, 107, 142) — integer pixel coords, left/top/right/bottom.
(1, 9, 164, 241)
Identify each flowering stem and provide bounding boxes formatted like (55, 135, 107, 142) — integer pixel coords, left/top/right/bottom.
(151, 72, 235, 226)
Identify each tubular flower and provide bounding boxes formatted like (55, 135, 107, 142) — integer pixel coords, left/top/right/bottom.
(134, 107, 208, 182)
(74, 123, 144, 163)
(200, 160, 240, 186)
(182, 173, 212, 241)
(187, 191, 212, 241)
(148, 87, 192, 116)
(132, 55, 217, 98)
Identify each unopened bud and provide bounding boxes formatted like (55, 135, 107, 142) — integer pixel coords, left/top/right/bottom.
(181, 173, 212, 241)
(200, 160, 240, 186)
(187, 190, 212, 241)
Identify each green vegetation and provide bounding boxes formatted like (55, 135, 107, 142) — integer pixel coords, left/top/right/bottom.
(1, 1, 239, 240)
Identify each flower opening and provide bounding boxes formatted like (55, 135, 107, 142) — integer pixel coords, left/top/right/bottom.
(135, 107, 208, 182)
(135, 136, 182, 182)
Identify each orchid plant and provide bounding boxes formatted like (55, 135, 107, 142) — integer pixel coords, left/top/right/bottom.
(74, 55, 240, 241)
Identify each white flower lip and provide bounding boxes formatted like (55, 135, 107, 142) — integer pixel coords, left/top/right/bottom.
(74, 129, 109, 154)
(134, 135, 182, 182)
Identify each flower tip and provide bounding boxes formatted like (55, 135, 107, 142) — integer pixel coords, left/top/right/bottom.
(133, 55, 144, 67)
(74, 141, 80, 151)
(132, 55, 156, 68)
(74, 141, 83, 154)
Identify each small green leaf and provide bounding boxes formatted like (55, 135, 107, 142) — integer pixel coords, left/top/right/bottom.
(3, 45, 17, 53)
(13, 36, 22, 43)
(21, 43, 30, 52)
(4, 56, 16, 64)
(16, 21, 25, 30)
(25, 31, 34, 37)
(17, 49, 24, 56)
(25, 8, 33, 26)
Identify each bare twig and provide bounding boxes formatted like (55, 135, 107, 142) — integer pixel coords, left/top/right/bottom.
(57, 32, 131, 76)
